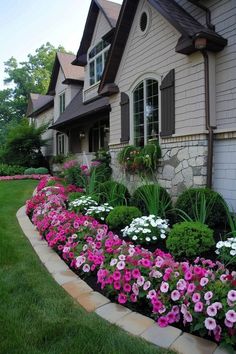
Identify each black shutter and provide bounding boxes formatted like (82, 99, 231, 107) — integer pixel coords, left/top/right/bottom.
(160, 69, 175, 137)
(120, 92, 130, 143)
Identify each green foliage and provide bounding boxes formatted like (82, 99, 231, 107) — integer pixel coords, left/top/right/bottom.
(99, 180, 130, 207)
(0, 43, 68, 145)
(24, 168, 36, 175)
(0, 163, 25, 176)
(51, 154, 66, 164)
(35, 167, 49, 174)
(106, 206, 142, 230)
(68, 192, 84, 202)
(131, 183, 172, 218)
(63, 166, 82, 187)
(91, 148, 112, 181)
(118, 142, 161, 174)
(0, 118, 48, 167)
(166, 221, 215, 259)
(175, 188, 227, 228)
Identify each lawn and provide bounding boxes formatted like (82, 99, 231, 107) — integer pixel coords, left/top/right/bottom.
(0, 180, 175, 354)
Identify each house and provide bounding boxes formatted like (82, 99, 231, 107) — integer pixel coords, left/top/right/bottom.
(51, 0, 121, 164)
(26, 93, 54, 159)
(94, 0, 235, 211)
(27, 51, 84, 160)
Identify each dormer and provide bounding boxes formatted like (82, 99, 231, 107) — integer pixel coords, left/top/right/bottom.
(72, 0, 121, 103)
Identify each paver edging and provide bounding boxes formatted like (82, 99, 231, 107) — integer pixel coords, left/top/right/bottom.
(17, 205, 233, 354)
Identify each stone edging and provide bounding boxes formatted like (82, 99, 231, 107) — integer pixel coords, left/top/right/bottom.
(16, 205, 231, 354)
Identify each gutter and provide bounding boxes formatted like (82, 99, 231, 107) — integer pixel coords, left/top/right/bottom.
(188, 0, 215, 30)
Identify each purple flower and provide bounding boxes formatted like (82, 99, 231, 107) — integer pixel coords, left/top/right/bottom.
(160, 281, 169, 293)
(200, 277, 209, 286)
(184, 311, 193, 323)
(228, 290, 236, 302)
(192, 293, 201, 303)
(171, 290, 181, 301)
(224, 319, 234, 328)
(226, 310, 236, 323)
(194, 302, 204, 312)
(205, 317, 217, 330)
(206, 305, 217, 317)
(204, 291, 213, 301)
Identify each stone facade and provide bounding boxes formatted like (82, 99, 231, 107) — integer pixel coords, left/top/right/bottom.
(110, 134, 208, 200)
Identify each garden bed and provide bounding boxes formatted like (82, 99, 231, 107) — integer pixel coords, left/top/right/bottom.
(25, 175, 236, 352)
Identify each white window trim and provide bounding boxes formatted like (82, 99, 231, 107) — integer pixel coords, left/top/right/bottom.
(129, 73, 162, 145)
(88, 43, 110, 87)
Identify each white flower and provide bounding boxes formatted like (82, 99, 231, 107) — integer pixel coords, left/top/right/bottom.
(145, 237, 151, 242)
(110, 258, 118, 266)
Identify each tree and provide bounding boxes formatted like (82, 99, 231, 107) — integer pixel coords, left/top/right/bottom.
(0, 42, 69, 143)
(0, 118, 48, 167)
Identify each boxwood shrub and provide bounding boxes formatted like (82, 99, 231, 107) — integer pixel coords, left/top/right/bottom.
(166, 221, 215, 259)
(0, 163, 25, 176)
(106, 206, 142, 230)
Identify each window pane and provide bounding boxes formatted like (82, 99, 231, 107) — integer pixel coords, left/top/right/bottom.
(133, 82, 144, 147)
(59, 93, 65, 114)
(96, 55, 103, 82)
(89, 61, 95, 85)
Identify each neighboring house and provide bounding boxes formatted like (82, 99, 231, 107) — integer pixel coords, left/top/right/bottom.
(26, 93, 54, 158)
(47, 52, 84, 156)
(51, 0, 121, 164)
(94, 0, 236, 210)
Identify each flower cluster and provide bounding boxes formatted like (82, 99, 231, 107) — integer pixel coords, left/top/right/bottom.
(216, 237, 236, 266)
(122, 215, 169, 244)
(63, 159, 78, 170)
(0, 174, 49, 181)
(69, 196, 113, 222)
(26, 181, 236, 347)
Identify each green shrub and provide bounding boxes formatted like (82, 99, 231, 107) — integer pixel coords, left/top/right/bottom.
(0, 163, 25, 176)
(175, 188, 227, 228)
(106, 206, 142, 230)
(24, 167, 36, 175)
(35, 167, 49, 174)
(68, 192, 85, 202)
(166, 221, 215, 259)
(131, 183, 172, 218)
(52, 154, 66, 164)
(99, 180, 130, 207)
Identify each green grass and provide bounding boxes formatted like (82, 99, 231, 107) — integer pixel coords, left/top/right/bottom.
(0, 180, 175, 354)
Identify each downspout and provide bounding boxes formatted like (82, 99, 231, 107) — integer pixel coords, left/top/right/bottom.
(188, 0, 215, 30)
(202, 49, 214, 189)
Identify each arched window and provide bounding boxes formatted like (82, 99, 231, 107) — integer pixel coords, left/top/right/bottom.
(133, 79, 159, 146)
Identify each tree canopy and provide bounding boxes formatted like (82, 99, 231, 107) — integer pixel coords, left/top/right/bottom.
(0, 42, 69, 143)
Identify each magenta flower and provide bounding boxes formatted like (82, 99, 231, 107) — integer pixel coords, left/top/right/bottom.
(194, 302, 204, 312)
(205, 317, 217, 330)
(224, 318, 234, 328)
(228, 290, 236, 302)
(123, 283, 131, 293)
(132, 269, 141, 279)
(187, 283, 196, 293)
(113, 281, 121, 290)
(157, 316, 168, 327)
(171, 290, 181, 301)
(130, 294, 137, 302)
(192, 293, 201, 303)
(204, 291, 213, 301)
(226, 310, 236, 323)
(113, 270, 121, 281)
(160, 281, 169, 293)
(200, 277, 209, 286)
(118, 293, 127, 304)
(206, 305, 217, 317)
(184, 271, 193, 281)
(167, 312, 176, 324)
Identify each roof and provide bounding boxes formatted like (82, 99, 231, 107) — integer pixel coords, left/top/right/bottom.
(26, 93, 54, 117)
(73, 0, 121, 66)
(47, 52, 84, 94)
(99, 0, 227, 95)
(50, 89, 110, 130)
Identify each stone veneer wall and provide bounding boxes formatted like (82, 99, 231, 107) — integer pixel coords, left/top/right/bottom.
(109, 134, 208, 200)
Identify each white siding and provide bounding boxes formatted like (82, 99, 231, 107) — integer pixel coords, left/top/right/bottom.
(36, 108, 54, 157)
(176, 0, 236, 131)
(110, 0, 205, 145)
(213, 139, 236, 210)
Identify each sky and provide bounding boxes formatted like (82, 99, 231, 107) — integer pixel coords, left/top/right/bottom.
(0, 0, 123, 90)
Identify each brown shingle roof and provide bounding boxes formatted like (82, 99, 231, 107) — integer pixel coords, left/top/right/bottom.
(27, 93, 54, 117)
(47, 52, 84, 94)
(50, 89, 110, 129)
(73, 0, 121, 66)
(99, 0, 227, 94)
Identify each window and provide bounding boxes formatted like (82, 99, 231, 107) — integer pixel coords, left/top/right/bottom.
(88, 40, 110, 86)
(89, 120, 109, 152)
(140, 12, 148, 32)
(57, 133, 65, 155)
(59, 92, 65, 114)
(133, 79, 159, 146)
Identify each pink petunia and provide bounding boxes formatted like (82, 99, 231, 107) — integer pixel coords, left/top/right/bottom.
(171, 290, 181, 301)
(160, 281, 169, 293)
(205, 317, 217, 330)
(157, 316, 168, 327)
(204, 291, 213, 301)
(118, 293, 127, 304)
(226, 310, 236, 323)
(206, 305, 217, 317)
(200, 277, 209, 286)
(194, 302, 204, 312)
(224, 319, 234, 328)
(184, 311, 193, 323)
(192, 293, 201, 303)
(123, 283, 132, 293)
(228, 290, 236, 302)
(132, 269, 141, 279)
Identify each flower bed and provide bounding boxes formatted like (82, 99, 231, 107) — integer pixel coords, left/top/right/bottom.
(26, 178, 236, 349)
(0, 174, 50, 181)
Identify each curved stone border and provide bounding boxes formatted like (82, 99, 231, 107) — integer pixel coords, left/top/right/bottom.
(17, 205, 231, 354)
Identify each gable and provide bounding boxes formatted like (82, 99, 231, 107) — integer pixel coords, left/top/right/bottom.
(90, 10, 112, 49)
